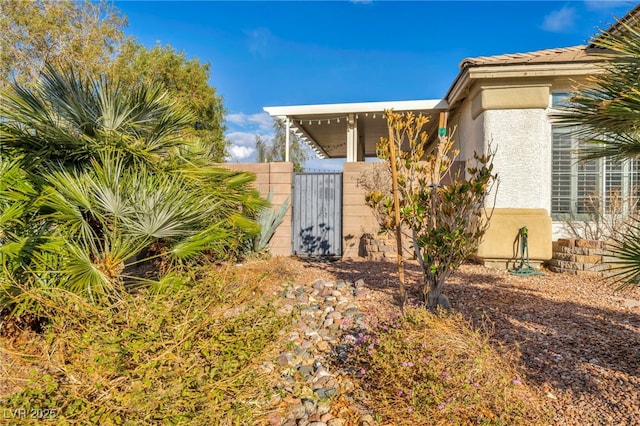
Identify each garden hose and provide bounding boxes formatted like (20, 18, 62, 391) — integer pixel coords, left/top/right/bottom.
(509, 226, 544, 276)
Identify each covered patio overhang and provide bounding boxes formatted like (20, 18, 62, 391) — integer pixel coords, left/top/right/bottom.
(263, 99, 449, 162)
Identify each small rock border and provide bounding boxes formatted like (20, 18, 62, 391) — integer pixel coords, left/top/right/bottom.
(262, 277, 377, 426)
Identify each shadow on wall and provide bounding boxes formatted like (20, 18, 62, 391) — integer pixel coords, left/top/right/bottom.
(297, 223, 333, 256)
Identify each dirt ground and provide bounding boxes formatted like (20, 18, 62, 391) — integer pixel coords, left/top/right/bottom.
(2, 258, 639, 425)
(304, 259, 640, 426)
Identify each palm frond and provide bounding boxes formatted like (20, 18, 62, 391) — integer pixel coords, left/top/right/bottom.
(605, 215, 640, 290)
(552, 19, 640, 162)
(0, 65, 194, 168)
(169, 222, 232, 262)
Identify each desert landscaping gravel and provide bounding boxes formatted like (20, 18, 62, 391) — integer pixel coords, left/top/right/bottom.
(307, 259, 640, 426)
(2, 258, 638, 425)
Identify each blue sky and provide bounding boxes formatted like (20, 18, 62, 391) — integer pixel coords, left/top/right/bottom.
(114, 1, 636, 170)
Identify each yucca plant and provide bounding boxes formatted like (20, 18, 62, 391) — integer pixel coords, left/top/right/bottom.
(252, 192, 290, 254)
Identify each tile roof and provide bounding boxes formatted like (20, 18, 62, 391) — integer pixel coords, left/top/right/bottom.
(591, 4, 640, 47)
(460, 45, 608, 68)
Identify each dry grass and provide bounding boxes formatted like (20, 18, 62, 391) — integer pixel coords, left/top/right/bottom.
(344, 307, 551, 425)
(1, 258, 563, 425)
(0, 260, 301, 425)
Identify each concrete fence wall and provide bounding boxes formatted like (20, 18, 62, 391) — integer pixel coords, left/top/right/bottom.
(217, 160, 555, 270)
(219, 162, 293, 256)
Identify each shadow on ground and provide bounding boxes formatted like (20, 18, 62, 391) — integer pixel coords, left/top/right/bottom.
(302, 258, 640, 407)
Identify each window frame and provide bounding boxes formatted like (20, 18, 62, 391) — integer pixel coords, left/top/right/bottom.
(550, 92, 639, 221)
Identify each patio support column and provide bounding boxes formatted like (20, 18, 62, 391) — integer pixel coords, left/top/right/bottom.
(285, 117, 291, 162)
(346, 113, 358, 162)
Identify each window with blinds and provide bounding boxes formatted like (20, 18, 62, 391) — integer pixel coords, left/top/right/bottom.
(550, 92, 640, 220)
(551, 126, 640, 220)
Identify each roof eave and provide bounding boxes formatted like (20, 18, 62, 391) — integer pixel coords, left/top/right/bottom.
(446, 60, 604, 107)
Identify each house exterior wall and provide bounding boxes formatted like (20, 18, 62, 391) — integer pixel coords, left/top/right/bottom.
(219, 162, 293, 256)
(452, 96, 484, 162)
(467, 84, 554, 266)
(482, 108, 552, 211)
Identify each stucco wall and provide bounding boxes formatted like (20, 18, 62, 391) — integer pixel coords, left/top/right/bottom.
(482, 109, 552, 212)
(454, 97, 484, 162)
(552, 221, 575, 240)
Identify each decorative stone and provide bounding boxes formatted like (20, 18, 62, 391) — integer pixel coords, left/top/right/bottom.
(317, 400, 331, 415)
(303, 398, 317, 414)
(358, 414, 375, 426)
(298, 365, 314, 378)
(266, 412, 283, 426)
(317, 341, 331, 352)
(354, 287, 369, 298)
(291, 404, 307, 419)
(314, 387, 337, 398)
(277, 353, 293, 366)
(313, 279, 325, 290)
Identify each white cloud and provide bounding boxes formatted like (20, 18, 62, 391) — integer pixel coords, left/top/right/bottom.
(228, 145, 256, 161)
(225, 112, 274, 132)
(226, 131, 258, 147)
(542, 6, 577, 32)
(226, 113, 248, 126)
(247, 112, 274, 131)
(245, 27, 272, 56)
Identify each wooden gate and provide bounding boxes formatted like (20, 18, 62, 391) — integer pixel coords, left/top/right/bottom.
(292, 172, 343, 256)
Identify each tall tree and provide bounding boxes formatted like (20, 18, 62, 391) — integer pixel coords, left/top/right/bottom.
(0, 0, 126, 89)
(256, 118, 307, 172)
(1, 2, 229, 161)
(110, 41, 228, 162)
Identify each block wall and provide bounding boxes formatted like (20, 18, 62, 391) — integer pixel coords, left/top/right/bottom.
(342, 162, 384, 258)
(218, 162, 293, 256)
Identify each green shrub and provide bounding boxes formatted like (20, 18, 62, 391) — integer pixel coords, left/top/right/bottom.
(0, 67, 266, 318)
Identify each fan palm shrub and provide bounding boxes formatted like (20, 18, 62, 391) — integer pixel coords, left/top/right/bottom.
(0, 66, 266, 315)
(555, 18, 640, 161)
(554, 15, 640, 287)
(0, 65, 193, 169)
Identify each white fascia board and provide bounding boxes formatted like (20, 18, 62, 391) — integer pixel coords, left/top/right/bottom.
(263, 99, 448, 117)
